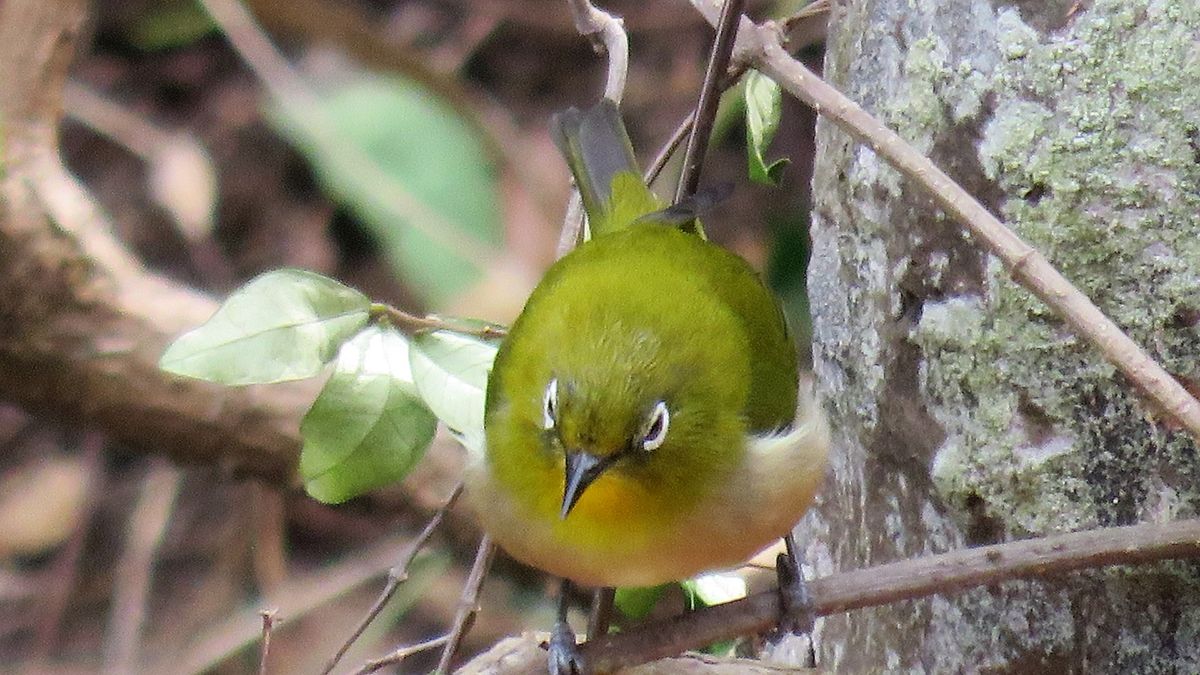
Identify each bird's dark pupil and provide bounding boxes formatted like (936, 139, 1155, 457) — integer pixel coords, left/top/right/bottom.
(647, 413, 663, 439)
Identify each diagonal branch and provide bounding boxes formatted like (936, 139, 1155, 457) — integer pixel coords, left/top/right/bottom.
(683, 1, 1200, 440)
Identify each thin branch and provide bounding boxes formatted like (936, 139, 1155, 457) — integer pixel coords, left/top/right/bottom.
(461, 518, 1200, 672)
(350, 634, 451, 675)
(435, 535, 496, 673)
(644, 2, 828, 189)
(368, 304, 507, 339)
(680, 2, 1200, 439)
(257, 609, 278, 675)
(320, 483, 464, 675)
(565, 0, 629, 104)
(102, 461, 183, 674)
(556, 0, 631, 259)
(674, 0, 745, 209)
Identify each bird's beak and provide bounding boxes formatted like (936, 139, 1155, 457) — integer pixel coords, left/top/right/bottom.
(560, 451, 612, 520)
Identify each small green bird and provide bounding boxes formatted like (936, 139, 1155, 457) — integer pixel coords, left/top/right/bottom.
(464, 99, 829, 662)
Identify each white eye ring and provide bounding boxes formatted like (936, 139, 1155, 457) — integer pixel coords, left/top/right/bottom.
(642, 401, 669, 451)
(542, 378, 558, 430)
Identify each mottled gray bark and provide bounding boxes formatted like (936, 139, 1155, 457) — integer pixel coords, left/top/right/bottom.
(801, 0, 1200, 672)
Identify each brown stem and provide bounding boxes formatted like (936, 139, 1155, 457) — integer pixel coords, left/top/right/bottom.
(674, 0, 746, 210)
(321, 483, 464, 675)
(436, 535, 497, 673)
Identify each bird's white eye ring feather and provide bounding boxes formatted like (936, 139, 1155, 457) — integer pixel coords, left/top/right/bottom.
(543, 378, 558, 430)
(642, 401, 669, 451)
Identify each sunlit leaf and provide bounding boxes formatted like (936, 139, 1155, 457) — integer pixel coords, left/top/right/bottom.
(409, 329, 499, 437)
(269, 75, 501, 306)
(682, 572, 748, 609)
(300, 326, 436, 504)
(160, 269, 371, 385)
(744, 70, 789, 185)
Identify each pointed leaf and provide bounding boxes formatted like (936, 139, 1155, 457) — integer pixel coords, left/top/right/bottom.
(300, 327, 436, 504)
(744, 70, 789, 185)
(409, 329, 499, 437)
(269, 75, 501, 306)
(160, 269, 371, 385)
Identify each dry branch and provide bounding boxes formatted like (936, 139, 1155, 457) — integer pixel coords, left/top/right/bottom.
(685, 1, 1200, 439)
(459, 519, 1200, 672)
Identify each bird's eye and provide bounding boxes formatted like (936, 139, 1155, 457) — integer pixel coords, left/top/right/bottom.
(642, 401, 669, 451)
(542, 378, 558, 430)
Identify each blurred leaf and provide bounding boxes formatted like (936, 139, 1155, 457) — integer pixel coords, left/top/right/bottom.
(767, 209, 814, 358)
(270, 75, 501, 306)
(409, 329, 499, 437)
(149, 134, 217, 241)
(682, 573, 748, 609)
(160, 269, 370, 384)
(301, 326, 437, 503)
(744, 70, 789, 185)
(128, 1, 216, 51)
(614, 584, 669, 622)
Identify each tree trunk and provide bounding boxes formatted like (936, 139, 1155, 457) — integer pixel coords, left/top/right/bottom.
(804, 0, 1200, 671)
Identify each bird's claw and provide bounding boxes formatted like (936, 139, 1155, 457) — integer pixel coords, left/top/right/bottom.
(776, 549, 815, 636)
(547, 619, 584, 675)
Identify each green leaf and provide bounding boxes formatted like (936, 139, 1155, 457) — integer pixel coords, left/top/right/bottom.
(128, 0, 216, 51)
(408, 329, 499, 437)
(160, 269, 371, 385)
(743, 70, 789, 185)
(300, 326, 437, 504)
(614, 585, 669, 622)
(269, 75, 501, 306)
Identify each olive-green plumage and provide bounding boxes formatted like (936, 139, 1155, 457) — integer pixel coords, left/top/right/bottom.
(466, 101, 828, 587)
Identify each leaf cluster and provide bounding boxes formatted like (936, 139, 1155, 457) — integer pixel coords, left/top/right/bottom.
(161, 269, 498, 503)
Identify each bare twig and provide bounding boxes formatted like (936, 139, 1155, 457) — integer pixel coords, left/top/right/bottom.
(152, 504, 514, 675)
(643, 1, 829, 189)
(102, 461, 183, 674)
(257, 609, 278, 675)
(320, 483, 464, 675)
(62, 81, 171, 159)
(350, 634, 451, 675)
(556, 0, 631, 259)
(435, 535, 496, 673)
(565, 0, 629, 103)
(460, 519, 1200, 672)
(674, 0, 745, 209)
(680, 2, 1200, 438)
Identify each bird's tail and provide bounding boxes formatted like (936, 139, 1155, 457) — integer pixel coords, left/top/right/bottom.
(551, 99, 662, 237)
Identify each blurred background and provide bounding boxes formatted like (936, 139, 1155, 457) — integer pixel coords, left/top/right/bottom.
(0, 0, 824, 671)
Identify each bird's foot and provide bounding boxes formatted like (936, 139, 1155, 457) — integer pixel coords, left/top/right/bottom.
(547, 619, 584, 675)
(775, 547, 815, 636)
